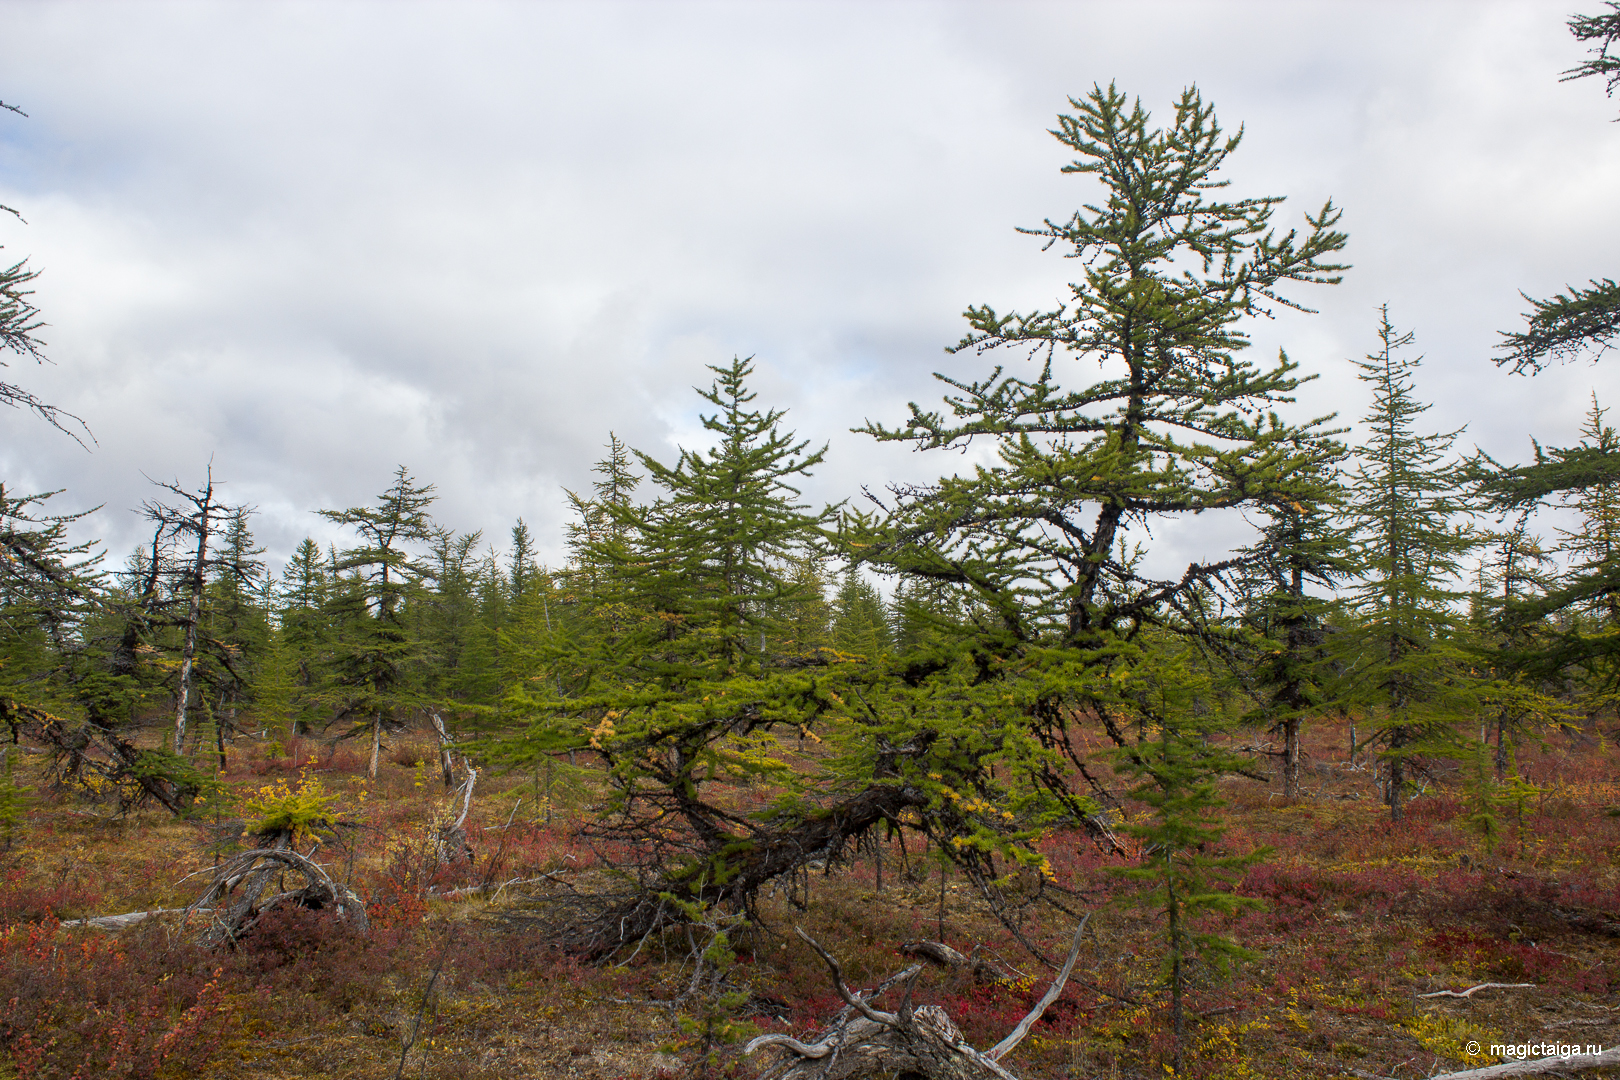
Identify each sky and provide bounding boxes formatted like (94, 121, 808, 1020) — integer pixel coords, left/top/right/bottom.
(0, 0, 1616, 581)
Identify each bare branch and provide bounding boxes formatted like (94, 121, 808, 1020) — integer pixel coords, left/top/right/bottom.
(986, 914, 1090, 1061)
(1419, 982, 1537, 999)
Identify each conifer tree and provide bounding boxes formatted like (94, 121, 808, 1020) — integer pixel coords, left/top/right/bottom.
(849, 85, 1345, 840)
(318, 466, 437, 778)
(1233, 447, 1354, 799)
(0, 485, 101, 729)
(274, 538, 331, 736)
(847, 86, 1347, 1034)
(490, 358, 845, 953)
(562, 433, 640, 601)
(830, 568, 893, 658)
(1468, 521, 1566, 779)
(0, 99, 89, 444)
(200, 506, 269, 766)
(1342, 308, 1478, 822)
(1493, 4, 1619, 374)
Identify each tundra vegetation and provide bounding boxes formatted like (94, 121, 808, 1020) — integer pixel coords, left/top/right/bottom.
(2, 10, 1620, 1079)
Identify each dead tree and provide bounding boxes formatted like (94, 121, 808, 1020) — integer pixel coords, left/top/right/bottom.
(184, 834, 368, 947)
(140, 466, 236, 752)
(432, 762, 477, 865)
(429, 711, 456, 788)
(746, 917, 1088, 1080)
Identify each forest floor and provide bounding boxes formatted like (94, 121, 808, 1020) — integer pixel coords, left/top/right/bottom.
(1, 723, 1618, 1080)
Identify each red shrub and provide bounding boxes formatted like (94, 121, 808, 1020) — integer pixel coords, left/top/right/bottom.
(0, 867, 102, 926)
(0, 922, 229, 1079)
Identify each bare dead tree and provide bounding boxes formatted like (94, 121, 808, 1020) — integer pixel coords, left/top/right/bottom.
(140, 466, 237, 752)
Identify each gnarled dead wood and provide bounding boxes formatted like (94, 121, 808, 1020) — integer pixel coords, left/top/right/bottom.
(433, 763, 477, 865)
(746, 917, 1088, 1080)
(186, 841, 368, 946)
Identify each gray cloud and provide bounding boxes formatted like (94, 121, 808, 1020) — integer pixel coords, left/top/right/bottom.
(1, 0, 1616, 577)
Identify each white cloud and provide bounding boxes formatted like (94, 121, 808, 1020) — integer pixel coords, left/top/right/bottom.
(0, 0, 1615, 578)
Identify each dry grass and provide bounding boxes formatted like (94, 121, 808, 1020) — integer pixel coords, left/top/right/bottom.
(1, 721, 1618, 1080)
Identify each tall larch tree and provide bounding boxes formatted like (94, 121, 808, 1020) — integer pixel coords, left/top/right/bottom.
(849, 83, 1347, 1055)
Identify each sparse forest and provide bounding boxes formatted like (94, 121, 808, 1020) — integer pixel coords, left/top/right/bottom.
(2, 8, 1620, 1080)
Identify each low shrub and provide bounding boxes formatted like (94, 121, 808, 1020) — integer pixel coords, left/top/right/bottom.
(0, 922, 228, 1079)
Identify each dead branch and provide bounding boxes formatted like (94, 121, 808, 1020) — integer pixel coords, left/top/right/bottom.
(902, 939, 1026, 986)
(985, 914, 1089, 1062)
(1419, 983, 1537, 999)
(1426, 1048, 1620, 1080)
(746, 920, 1089, 1080)
(59, 907, 194, 930)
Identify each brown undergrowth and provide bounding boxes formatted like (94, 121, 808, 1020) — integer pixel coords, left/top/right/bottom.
(0, 723, 1616, 1079)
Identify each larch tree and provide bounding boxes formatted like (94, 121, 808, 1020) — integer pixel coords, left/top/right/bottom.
(848, 83, 1346, 1048)
(490, 357, 849, 955)
(1342, 308, 1477, 823)
(318, 466, 437, 779)
(0, 99, 89, 444)
(1473, 3, 1620, 686)
(1233, 446, 1355, 800)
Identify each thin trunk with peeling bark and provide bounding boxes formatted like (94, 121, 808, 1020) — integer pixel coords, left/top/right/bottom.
(430, 711, 455, 788)
(172, 480, 215, 751)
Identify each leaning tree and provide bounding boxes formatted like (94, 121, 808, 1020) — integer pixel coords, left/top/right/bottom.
(846, 82, 1348, 1054)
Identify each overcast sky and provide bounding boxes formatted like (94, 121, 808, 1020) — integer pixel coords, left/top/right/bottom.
(1, 0, 1616, 580)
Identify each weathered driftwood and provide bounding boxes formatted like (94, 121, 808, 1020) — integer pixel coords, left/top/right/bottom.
(186, 840, 368, 946)
(1427, 1048, 1620, 1080)
(746, 916, 1089, 1080)
(1419, 982, 1537, 999)
(59, 907, 194, 930)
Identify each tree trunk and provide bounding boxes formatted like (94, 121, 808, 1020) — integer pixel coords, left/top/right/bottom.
(172, 478, 216, 752)
(1167, 875, 1185, 1075)
(1495, 711, 1509, 779)
(430, 711, 455, 788)
(368, 712, 381, 780)
(1282, 716, 1301, 800)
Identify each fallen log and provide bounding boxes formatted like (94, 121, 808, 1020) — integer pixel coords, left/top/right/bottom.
(60, 907, 195, 930)
(900, 939, 1025, 986)
(746, 916, 1088, 1080)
